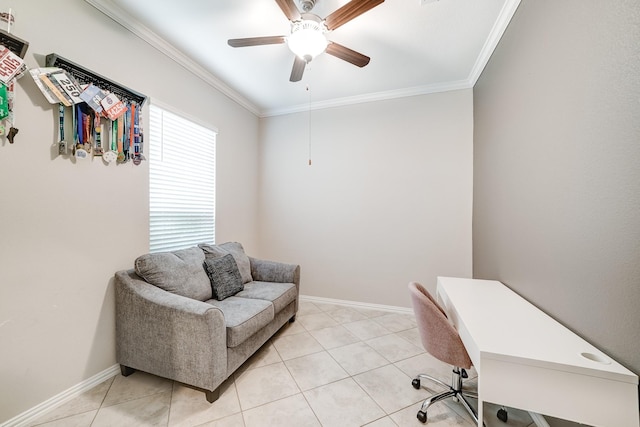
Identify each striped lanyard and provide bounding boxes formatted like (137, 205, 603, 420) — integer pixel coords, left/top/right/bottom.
(117, 115, 125, 163)
(58, 104, 66, 155)
(93, 112, 103, 156)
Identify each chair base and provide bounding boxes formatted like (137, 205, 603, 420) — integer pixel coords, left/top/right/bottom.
(412, 367, 482, 425)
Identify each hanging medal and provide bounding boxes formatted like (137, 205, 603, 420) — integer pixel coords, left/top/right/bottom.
(82, 109, 92, 154)
(58, 104, 67, 155)
(6, 80, 18, 143)
(122, 104, 131, 162)
(128, 103, 135, 161)
(116, 116, 125, 164)
(132, 103, 144, 165)
(93, 112, 103, 157)
(103, 119, 118, 163)
(139, 108, 145, 161)
(75, 104, 88, 159)
(71, 102, 77, 155)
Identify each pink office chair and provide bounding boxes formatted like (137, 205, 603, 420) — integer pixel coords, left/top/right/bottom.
(408, 281, 508, 425)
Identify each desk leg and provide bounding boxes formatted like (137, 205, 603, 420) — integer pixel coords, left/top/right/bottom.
(477, 397, 484, 427)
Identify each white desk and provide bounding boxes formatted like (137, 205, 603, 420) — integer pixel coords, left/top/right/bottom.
(436, 276, 639, 427)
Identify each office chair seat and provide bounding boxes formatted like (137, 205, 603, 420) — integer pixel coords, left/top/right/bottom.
(408, 281, 507, 425)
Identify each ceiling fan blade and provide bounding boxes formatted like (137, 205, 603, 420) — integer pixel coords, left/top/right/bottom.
(275, 0, 301, 21)
(290, 56, 306, 82)
(326, 42, 370, 67)
(324, 0, 385, 31)
(228, 36, 286, 48)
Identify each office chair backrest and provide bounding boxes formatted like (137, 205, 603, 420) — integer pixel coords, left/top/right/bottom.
(408, 281, 472, 369)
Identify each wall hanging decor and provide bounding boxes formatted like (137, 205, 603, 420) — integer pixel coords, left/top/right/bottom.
(30, 53, 147, 164)
(0, 10, 30, 144)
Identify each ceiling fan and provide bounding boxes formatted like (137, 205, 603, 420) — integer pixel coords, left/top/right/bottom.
(228, 0, 384, 82)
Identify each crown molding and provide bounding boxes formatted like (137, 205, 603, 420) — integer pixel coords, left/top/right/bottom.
(85, 0, 520, 118)
(84, 0, 261, 117)
(468, 0, 521, 86)
(261, 79, 472, 117)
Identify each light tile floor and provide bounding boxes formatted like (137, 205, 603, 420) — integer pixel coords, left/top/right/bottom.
(28, 301, 537, 427)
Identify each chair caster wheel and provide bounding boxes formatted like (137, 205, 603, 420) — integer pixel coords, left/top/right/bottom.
(417, 410, 427, 423)
(412, 378, 421, 389)
(497, 407, 508, 422)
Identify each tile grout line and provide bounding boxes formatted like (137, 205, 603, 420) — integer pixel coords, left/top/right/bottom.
(90, 375, 115, 426)
(23, 302, 536, 427)
(303, 302, 392, 424)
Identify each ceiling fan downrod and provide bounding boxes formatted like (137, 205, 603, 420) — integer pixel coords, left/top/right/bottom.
(299, 0, 317, 12)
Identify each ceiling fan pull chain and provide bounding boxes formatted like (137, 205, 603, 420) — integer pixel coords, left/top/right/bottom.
(307, 83, 312, 166)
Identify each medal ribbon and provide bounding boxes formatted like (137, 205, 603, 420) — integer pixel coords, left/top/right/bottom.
(58, 104, 65, 142)
(76, 104, 84, 147)
(129, 103, 136, 154)
(123, 105, 131, 160)
(94, 113, 102, 152)
(133, 103, 140, 157)
(72, 103, 78, 148)
(111, 119, 117, 152)
(117, 117, 124, 155)
(83, 112, 91, 146)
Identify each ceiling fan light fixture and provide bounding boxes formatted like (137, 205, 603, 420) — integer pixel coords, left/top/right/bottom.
(287, 19, 327, 62)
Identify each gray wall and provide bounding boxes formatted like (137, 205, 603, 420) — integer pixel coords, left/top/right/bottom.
(0, 0, 259, 422)
(258, 90, 473, 308)
(473, 0, 640, 387)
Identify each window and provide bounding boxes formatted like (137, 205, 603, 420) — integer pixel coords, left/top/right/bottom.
(149, 104, 216, 253)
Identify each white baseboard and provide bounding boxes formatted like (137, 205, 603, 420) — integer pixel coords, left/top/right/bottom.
(299, 294, 413, 315)
(1, 364, 120, 427)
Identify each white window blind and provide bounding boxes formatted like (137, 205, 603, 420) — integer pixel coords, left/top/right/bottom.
(149, 104, 216, 253)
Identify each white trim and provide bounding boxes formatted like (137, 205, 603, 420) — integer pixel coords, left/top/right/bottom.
(529, 412, 551, 427)
(300, 294, 413, 315)
(262, 80, 471, 117)
(150, 98, 219, 134)
(83, 0, 260, 117)
(468, 0, 521, 85)
(84, 0, 519, 117)
(1, 365, 120, 427)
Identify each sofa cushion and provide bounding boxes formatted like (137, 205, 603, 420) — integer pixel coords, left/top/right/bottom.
(235, 282, 297, 314)
(203, 254, 244, 300)
(199, 242, 253, 284)
(205, 297, 274, 347)
(134, 247, 212, 301)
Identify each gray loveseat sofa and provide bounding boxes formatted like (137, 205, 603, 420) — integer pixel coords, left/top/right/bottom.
(114, 242, 300, 402)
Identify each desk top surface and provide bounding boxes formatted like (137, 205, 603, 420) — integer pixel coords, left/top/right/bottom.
(436, 276, 638, 384)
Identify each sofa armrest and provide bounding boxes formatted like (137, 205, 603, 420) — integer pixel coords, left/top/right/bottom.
(114, 269, 227, 392)
(249, 257, 300, 286)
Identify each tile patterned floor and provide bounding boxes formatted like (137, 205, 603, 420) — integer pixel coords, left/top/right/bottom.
(27, 301, 537, 427)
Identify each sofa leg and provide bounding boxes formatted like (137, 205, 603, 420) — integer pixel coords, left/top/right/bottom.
(289, 315, 296, 323)
(120, 365, 136, 377)
(205, 387, 220, 403)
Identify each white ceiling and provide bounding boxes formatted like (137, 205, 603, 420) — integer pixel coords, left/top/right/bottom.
(86, 0, 520, 116)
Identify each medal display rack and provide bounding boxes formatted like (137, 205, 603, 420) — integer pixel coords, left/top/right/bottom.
(0, 28, 28, 58)
(46, 53, 147, 106)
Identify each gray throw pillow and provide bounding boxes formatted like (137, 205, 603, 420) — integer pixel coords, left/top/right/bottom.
(134, 247, 212, 301)
(203, 254, 244, 300)
(199, 242, 253, 284)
